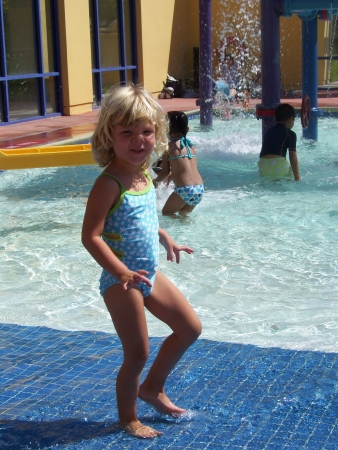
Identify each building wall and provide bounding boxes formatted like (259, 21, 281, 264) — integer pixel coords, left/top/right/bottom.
(318, 20, 330, 86)
(134, 0, 331, 95)
(135, 0, 201, 93)
(55, 1, 334, 115)
(57, 0, 93, 115)
(281, 16, 330, 91)
(280, 15, 302, 92)
(136, 0, 177, 93)
(167, 1, 196, 82)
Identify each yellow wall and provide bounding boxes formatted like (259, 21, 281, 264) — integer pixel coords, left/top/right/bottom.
(57, 0, 93, 115)
(136, 0, 177, 93)
(280, 17, 331, 90)
(136, 0, 199, 93)
(280, 15, 302, 91)
(167, 1, 196, 82)
(318, 20, 330, 85)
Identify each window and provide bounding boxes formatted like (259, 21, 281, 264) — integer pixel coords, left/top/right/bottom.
(89, 0, 137, 106)
(0, 0, 61, 124)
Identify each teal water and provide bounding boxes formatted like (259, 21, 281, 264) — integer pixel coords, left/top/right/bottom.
(1, 116, 338, 352)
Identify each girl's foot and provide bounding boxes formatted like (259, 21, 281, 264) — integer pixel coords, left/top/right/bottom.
(138, 385, 186, 417)
(119, 420, 162, 439)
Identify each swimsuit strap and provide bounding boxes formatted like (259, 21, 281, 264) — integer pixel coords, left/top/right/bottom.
(171, 136, 194, 159)
(101, 170, 152, 215)
(101, 172, 126, 194)
(101, 170, 151, 193)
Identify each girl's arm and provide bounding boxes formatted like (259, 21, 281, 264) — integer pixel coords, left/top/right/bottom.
(153, 152, 171, 186)
(158, 227, 194, 264)
(82, 175, 152, 289)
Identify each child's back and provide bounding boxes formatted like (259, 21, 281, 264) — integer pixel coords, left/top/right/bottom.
(167, 137, 203, 187)
(258, 103, 300, 181)
(154, 111, 204, 215)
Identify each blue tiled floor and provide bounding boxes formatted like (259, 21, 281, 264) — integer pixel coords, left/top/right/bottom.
(1, 324, 338, 449)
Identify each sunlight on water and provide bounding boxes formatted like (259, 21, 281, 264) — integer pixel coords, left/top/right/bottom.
(1, 116, 338, 352)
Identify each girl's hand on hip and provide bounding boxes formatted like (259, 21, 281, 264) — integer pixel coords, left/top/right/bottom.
(120, 270, 152, 290)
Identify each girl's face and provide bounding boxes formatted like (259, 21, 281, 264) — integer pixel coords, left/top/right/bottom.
(111, 119, 156, 166)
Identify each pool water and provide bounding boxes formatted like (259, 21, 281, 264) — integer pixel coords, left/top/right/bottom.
(1, 116, 338, 353)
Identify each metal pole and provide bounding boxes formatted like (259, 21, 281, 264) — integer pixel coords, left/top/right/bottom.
(258, 0, 281, 138)
(302, 18, 319, 140)
(199, 0, 213, 126)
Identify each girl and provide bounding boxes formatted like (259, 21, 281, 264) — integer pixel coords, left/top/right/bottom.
(153, 111, 204, 215)
(82, 85, 202, 439)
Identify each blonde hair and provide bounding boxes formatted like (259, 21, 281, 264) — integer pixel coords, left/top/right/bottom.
(92, 84, 168, 168)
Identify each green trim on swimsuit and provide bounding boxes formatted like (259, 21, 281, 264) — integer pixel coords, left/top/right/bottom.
(102, 231, 122, 241)
(101, 171, 152, 216)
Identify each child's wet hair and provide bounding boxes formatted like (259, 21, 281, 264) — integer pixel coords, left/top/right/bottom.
(167, 111, 189, 137)
(275, 103, 295, 122)
(92, 84, 168, 168)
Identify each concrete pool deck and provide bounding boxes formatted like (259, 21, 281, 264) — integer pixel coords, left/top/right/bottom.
(2, 93, 338, 149)
(1, 95, 338, 448)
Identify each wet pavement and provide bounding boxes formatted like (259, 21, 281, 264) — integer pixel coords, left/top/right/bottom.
(1, 94, 338, 150)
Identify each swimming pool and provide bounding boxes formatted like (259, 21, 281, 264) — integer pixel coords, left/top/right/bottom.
(1, 115, 338, 353)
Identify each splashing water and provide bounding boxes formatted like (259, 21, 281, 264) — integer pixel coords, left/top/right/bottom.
(214, 0, 261, 90)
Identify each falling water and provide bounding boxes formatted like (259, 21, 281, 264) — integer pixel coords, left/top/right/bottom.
(213, 0, 261, 118)
(328, 14, 338, 84)
(214, 0, 261, 91)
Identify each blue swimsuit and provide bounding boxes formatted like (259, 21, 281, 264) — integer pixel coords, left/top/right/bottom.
(168, 137, 204, 206)
(99, 172, 159, 297)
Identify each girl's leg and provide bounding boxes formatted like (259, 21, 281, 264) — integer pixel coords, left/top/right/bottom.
(103, 284, 162, 438)
(162, 192, 194, 215)
(139, 271, 202, 414)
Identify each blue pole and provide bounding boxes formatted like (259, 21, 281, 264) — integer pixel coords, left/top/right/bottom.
(258, 0, 281, 138)
(199, 0, 213, 126)
(302, 18, 318, 140)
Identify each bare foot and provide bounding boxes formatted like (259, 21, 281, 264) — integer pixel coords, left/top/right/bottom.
(138, 384, 186, 417)
(119, 420, 162, 439)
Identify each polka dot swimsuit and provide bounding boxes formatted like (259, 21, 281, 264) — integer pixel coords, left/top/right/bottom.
(99, 172, 159, 297)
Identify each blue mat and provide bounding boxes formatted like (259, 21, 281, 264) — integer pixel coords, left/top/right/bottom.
(1, 323, 338, 449)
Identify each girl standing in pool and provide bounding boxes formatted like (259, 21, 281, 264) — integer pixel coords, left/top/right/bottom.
(153, 111, 204, 215)
(81, 85, 201, 439)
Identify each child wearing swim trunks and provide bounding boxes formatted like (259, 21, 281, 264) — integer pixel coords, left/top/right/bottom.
(258, 103, 301, 181)
(153, 111, 204, 215)
(81, 85, 201, 439)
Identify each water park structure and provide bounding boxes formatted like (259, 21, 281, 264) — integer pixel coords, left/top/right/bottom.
(200, 0, 338, 142)
(1, 1, 337, 169)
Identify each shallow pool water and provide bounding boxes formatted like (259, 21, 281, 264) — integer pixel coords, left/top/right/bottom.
(1, 115, 338, 352)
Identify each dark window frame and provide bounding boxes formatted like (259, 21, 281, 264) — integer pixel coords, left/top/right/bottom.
(0, 0, 62, 125)
(90, 0, 138, 106)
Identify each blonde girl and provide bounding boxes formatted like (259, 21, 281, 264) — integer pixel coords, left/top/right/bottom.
(82, 84, 201, 439)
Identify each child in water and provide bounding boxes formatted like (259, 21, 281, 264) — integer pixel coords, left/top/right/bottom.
(258, 103, 301, 181)
(153, 111, 204, 215)
(81, 85, 201, 439)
